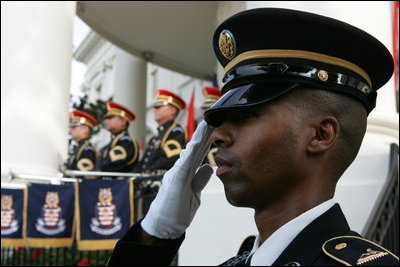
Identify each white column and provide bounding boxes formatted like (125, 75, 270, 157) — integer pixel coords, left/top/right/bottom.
(1, 2, 76, 177)
(112, 48, 147, 145)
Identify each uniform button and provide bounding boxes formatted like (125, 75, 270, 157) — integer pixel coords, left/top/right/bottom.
(144, 158, 148, 162)
(335, 243, 347, 250)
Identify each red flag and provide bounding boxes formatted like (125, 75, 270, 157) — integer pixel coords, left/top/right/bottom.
(186, 89, 196, 141)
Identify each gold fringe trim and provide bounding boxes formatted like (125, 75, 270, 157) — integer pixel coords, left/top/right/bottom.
(25, 237, 74, 248)
(77, 239, 119, 251)
(1, 239, 24, 247)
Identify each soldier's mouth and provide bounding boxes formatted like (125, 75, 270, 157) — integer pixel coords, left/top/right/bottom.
(214, 154, 233, 176)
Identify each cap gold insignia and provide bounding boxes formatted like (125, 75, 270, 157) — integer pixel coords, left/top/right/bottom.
(317, 70, 329, 82)
(356, 248, 388, 265)
(219, 30, 236, 60)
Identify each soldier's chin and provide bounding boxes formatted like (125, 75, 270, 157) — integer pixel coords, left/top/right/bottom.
(223, 187, 252, 208)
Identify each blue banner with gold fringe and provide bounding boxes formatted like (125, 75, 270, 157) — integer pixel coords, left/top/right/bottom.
(76, 179, 134, 250)
(1, 188, 25, 247)
(25, 183, 76, 247)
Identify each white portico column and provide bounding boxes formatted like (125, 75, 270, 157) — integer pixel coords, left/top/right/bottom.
(112, 48, 147, 146)
(1, 2, 76, 178)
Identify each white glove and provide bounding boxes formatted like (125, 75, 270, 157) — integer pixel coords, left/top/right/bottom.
(141, 120, 214, 239)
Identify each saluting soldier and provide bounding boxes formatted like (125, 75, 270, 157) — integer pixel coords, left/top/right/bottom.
(66, 110, 98, 172)
(109, 7, 399, 266)
(133, 89, 187, 173)
(200, 86, 221, 166)
(97, 101, 139, 173)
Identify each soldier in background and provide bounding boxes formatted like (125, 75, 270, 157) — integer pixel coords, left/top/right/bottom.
(133, 89, 187, 173)
(200, 86, 221, 166)
(133, 89, 187, 218)
(97, 101, 139, 173)
(66, 110, 98, 173)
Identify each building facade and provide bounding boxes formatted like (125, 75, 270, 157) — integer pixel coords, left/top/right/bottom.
(73, 30, 213, 152)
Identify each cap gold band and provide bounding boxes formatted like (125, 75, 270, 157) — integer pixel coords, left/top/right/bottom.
(205, 96, 220, 101)
(106, 108, 134, 121)
(70, 117, 95, 128)
(156, 95, 183, 110)
(224, 49, 371, 87)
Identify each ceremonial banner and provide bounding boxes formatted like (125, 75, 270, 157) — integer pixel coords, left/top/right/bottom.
(76, 179, 134, 250)
(25, 183, 76, 247)
(1, 188, 24, 247)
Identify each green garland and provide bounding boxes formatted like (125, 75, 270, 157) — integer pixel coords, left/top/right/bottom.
(70, 95, 113, 135)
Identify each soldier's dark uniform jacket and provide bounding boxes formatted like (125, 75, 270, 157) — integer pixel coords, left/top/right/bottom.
(107, 204, 399, 266)
(133, 120, 186, 173)
(66, 138, 96, 171)
(98, 129, 139, 172)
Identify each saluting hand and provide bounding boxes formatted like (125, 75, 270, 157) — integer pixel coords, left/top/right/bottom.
(141, 120, 214, 239)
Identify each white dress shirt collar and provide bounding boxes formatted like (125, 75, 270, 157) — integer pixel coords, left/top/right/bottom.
(248, 199, 335, 266)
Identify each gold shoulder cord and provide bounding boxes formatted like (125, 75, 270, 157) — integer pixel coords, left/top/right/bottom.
(109, 132, 128, 162)
(207, 147, 218, 166)
(161, 123, 177, 148)
(111, 132, 125, 148)
(161, 123, 184, 158)
(76, 141, 89, 160)
(127, 135, 139, 165)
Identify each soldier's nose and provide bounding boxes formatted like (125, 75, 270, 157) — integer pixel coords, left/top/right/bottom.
(211, 125, 233, 148)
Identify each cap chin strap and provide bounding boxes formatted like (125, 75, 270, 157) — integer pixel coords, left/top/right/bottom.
(224, 49, 371, 87)
(223, 62, 371, 96)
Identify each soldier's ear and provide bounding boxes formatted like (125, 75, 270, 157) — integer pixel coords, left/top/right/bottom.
(307, 116, 340, 154)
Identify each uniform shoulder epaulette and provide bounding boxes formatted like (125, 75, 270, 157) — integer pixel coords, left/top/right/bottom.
(172, 126, 184, 133)
(120, 135, 132, 142)
(84, 146, 94, 151)
(322, 236, 399, 266)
